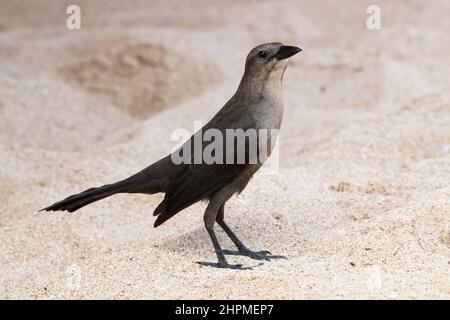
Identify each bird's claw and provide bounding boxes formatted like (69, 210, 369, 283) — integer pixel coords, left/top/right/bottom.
(223, 249, 287, 261)
(196, 261, 253, 270)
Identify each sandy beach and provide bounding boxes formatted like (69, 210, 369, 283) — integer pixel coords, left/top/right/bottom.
(1, 0, 449, 299)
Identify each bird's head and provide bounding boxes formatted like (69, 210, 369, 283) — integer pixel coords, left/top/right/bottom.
(244, 42, 301, 81)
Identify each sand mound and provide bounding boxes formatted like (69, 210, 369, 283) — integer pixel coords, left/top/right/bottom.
(61, 43, 219, 118)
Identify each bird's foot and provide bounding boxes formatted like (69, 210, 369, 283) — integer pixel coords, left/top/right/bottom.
(196, 260, 253, 270)
(223, 248, 287, 261)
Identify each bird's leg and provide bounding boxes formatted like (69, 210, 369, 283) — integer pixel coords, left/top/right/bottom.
(197, 202, 250, 270)
(217, 204, 286, 261)
(216, 204, 251, 252)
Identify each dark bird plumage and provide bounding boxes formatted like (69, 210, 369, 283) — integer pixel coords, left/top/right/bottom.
(42, 42, 301, 269)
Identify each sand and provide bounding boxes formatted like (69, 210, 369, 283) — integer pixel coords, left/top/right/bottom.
(1, 0, 449, 299)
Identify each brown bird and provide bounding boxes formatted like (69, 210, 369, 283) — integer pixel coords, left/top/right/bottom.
(42, 42, 301, 269)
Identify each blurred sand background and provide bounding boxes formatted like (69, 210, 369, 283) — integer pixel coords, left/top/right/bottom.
(1, 0, 449, 299)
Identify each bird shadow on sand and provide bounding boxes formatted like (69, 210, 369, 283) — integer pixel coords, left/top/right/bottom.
(153, 223, 289, 269)
(195, 260, 263, 270)
(155, 223, 288, 254)
(222, 249, 287, 261)
(153, 228, 226, 256)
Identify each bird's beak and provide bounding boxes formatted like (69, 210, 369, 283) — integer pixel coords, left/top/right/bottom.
(275, 46, 302, 60)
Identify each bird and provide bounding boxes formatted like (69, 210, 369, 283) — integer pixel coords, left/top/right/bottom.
(42, 42, 301, 269)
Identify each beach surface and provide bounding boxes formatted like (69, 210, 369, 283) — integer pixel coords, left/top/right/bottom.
(1, 0, 449, 299)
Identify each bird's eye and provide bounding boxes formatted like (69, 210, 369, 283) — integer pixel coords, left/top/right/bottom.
(258, 51, 268, 58)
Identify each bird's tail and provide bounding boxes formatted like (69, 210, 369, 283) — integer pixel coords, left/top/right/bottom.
(41, 156, 179, 213)
(41, 180, 133, 212)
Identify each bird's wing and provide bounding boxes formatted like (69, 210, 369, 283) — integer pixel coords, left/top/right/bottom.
(153, 106, 259, 227)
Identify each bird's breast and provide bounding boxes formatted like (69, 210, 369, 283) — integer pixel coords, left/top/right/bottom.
(253, 98, 284, 131)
